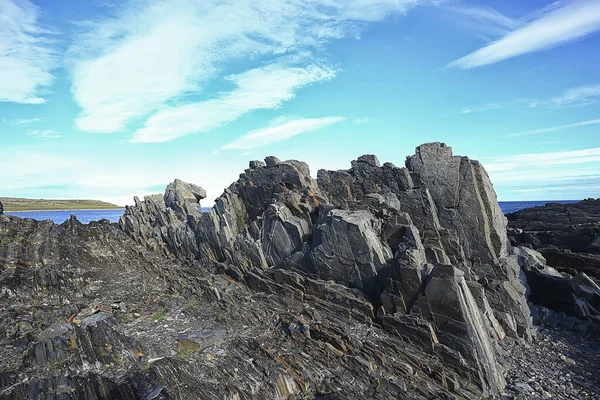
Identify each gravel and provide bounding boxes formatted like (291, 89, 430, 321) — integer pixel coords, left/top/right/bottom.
(502, 326, 600, 399)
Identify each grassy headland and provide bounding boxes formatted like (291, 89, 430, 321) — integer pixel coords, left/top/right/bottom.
(1, 197, 122, 211)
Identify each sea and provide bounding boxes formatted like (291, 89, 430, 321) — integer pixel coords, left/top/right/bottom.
(4, 201, 581, 224)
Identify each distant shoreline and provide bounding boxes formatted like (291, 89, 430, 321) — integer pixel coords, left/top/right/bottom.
(6, 208, 124, 212)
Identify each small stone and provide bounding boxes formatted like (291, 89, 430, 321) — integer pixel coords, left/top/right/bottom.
(515, 383, 534, 393)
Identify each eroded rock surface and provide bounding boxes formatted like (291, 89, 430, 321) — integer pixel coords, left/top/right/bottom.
(3, 143, 596, 400)
(507, 199, 600, 279)
(507, 200, 600, 333)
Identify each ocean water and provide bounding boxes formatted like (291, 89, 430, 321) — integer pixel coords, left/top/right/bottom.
(5, 207, 213, 224)
(5, 202, 581, 224)
(5, 209, 126, 224)
(498, 200, 580, 214)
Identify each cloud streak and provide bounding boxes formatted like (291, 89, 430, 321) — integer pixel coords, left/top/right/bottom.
(26, 129, 62, 139)
(219, 116, 345, 151)
(509, 119, 600, 137)
(70, 0, 423, 138)
(548, 84, 600, 108)
(131, 63, 337, 143)
(459, 103, 505, 114)
(0, 0, 56, 104)
(449, 0, 600, 68)
(444, 5, 520, 38)
(10, 117, 42, 125)
(483, 147, 600, 200)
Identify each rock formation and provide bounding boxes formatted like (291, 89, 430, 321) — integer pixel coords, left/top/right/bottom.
(507, 199, 600, 278)
(507, 200, 600, 333)
(117, 143, 536, 397)
(5, 142, 581, 399)
(0, 199, 3, 215)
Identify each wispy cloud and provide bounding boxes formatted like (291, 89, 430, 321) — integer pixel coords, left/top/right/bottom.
(483, 147, 600, 200)
(444, 5, 520, 38)
(485, 147, 600, 172)
(459, 103, 505, 114)
(353, 117, 371, 124)
(69, 0, 424, 137)
(509, 119, 600, 137)
(10, 117, 42, 125)
(131, 63, 337, 143)
(448, 0, 600, 68)
(219, 116, 345, 151)
(539, 84, 600, 108)
(26, 129, 62, 139)
(0, 0, 56, 104)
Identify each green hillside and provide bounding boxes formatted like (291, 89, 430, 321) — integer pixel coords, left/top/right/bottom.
(1, 197, 122, 211)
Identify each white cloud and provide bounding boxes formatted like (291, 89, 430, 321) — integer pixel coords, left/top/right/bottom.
(0, 0, 56, 104)
(458, 103, 505, 114)
(444, 5, 520, 38)
(26, 129, 62, 139)
(509, 119, 600, 137)
(484, 147, 600, 172)
(131, 63, 337, 143)
(219, 116, 345, 151)
(10, 117, 41, 125)
(549, 84, 600, 107)
(353, 117, 371, 124)
(482, 147, 600, 200)
(69, 0, 423, 136)
(448, 0, 600, 68)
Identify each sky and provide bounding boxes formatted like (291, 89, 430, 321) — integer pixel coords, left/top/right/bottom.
(1, 0, 599, 206)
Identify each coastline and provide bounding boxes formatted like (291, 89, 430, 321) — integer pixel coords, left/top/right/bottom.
(5, 208, 124, 212)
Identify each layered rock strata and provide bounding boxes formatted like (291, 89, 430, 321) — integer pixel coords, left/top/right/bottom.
(507, 199, 600, 279)
(118, 143, 535, 396)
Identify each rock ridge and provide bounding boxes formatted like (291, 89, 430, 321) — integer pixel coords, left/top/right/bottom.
(119, 142, 535, 396)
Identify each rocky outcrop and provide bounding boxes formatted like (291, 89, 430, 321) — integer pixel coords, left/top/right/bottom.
(0, 200, 3, 215)
(507, 199, 600, 278)
(2, 210, 490, 399)
(117, 142, 538, 397)
(506, 200, 600, 333)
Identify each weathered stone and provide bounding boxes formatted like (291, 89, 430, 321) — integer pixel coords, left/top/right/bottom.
(164, 179, 206, 213)
(507, 198, 600, 278)
(309, 209, 393, 297)
(423, 265, 506, 396)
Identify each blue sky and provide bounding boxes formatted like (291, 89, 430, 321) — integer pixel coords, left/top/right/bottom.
(1, 0, 599, 205)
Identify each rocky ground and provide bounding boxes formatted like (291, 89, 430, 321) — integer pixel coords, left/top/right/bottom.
(507, 199, 600, 279)
(503, 327, 600, 399)
(1, 143, 599, 399)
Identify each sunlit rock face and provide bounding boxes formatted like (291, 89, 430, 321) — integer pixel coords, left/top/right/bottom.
(116, 142, 539, 396)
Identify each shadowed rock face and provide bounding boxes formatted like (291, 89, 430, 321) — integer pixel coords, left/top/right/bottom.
(507, 199, 600, 279)
(507, 200, 600, 331)
(2, 143, 554, 399)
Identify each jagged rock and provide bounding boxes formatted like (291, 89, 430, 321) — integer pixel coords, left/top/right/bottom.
(507, 198, 600, 278)
(309, 209, 393, 296)
(0, 200, 3, 215)
(3, 143, 562, 399)
(422, 265, 506, 396)
(164, 179, 206, 214)
(406, 142, 509, 273)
